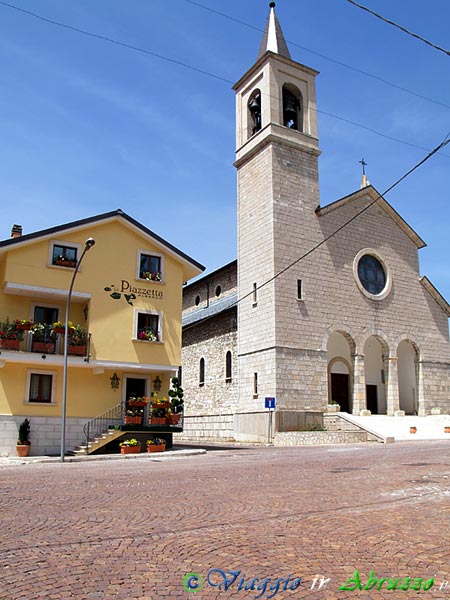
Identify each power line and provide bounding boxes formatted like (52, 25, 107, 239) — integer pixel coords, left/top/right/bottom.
(0, 0, 233, 84)
(185, 0, 450, 111)
(0, 0, 448, 160)
(345, 0, 450, 58)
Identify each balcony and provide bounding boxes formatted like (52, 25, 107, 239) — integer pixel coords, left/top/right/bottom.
(0, 330, 91, 363)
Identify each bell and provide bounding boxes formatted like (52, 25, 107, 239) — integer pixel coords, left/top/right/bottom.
(248, 95, 261, 115)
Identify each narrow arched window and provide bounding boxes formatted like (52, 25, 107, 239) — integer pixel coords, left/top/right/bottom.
(225, 351, 232, 382)
(199, 357, 205, 387)
(248, 89, 262, 137)
(282, 83, 303, 131)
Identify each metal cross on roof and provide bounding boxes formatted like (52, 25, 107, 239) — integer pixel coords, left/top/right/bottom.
(359, 158, 367, 176)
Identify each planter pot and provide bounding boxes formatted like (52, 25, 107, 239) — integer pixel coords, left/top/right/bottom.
(32, 342, 55, 354)
(124, 416, 142, 425)
(67, 345, 87, 356)
(150, 417, 167, 426)
(152, 402, 170, 409)
(410, 427, 417, 434)
(54, 259, 76, 268)
(326, 404, 340, 413)
(53, 327, 65, 335)
(147, 444, 166, 453)
(444, 427, 450, 434)
(168, 414, 181, 425)
(16, 324, 31, 331)
(128, 401, 148, 407)
(120, 445, 141, 454)
(0, 339, 20, 351)
(16, 444, 30, 457)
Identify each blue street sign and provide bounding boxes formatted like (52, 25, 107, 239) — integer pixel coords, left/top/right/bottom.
(265, 397, 276, 410)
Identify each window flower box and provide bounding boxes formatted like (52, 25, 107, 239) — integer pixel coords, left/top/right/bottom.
(120, 444, 141, 454)
(32, 341, 55, 354)
(150, 417, 167, 426)
(15, 319, 33, 331)
(67, 345, 87, 356)
(147, 444, 166, 453)
(54, 258, 77, 268)
(124, 416, 142, 425)
(128, 397, 149, 407)
(119, 439, 141, 454)
(146, 438, 166, 452)
(0, 339, 20, 351)
(168, 413, 181, 426)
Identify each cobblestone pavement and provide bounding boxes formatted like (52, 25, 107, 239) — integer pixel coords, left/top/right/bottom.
(1, 441, 450, 599)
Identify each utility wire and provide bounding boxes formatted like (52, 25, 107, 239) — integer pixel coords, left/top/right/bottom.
(185, 133, 450, 323)
(185, 0, 450, 111)
(345, 0, 450, 58)
(0, 0, 448, 160)
(0, 0, 232, 84)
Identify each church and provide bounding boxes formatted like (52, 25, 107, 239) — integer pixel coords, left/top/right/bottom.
(180, 2, 450, 442)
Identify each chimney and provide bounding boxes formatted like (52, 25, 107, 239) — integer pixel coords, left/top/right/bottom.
(11, 224, 22, 238)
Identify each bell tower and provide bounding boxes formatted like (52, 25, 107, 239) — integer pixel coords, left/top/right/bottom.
(234, 2, 325, 437)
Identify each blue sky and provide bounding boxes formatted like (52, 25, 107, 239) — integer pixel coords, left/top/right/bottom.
(0, 0, 449, 299)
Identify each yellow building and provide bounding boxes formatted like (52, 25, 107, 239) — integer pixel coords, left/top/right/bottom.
(0, 210, 204, 456)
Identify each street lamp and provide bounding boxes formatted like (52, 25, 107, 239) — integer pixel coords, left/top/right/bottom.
(60, 237, 96, 462)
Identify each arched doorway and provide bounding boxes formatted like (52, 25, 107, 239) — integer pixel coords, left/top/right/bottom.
(363, 336, 387, 414)
(398, 340, 419, 415)
(327, 331, 354, 413)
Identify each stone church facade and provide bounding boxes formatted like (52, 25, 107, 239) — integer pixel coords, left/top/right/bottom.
(180, 3, 450, 442)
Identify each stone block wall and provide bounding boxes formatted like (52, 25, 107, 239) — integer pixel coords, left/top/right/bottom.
(274, 431, 368, 446)
(420, 361, 450, 414)
(182, 308, 238, 417)
(183, 261, 237, 315)
(0, 414, 89, 456)
(174, 413, 235, 442)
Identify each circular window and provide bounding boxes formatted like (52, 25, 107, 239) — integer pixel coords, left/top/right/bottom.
(357, 255, 386, 295)
(215, 285, 222, 298)
(195, 295, 200, 306)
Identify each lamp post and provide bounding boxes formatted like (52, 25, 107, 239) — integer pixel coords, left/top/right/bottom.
(60, 237, 95, 462)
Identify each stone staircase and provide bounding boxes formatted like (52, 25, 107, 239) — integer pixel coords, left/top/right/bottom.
(73, 428, 124, 455)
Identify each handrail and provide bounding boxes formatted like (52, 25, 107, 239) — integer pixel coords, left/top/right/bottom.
(83, 402, 122, 454)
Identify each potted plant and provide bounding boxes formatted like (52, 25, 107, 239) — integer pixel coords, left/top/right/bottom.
(168, 377, 184, 424)
(31, 323, 55, 353)
(128, 396, 149, 408)
(124, 409, 143, 425)
(444, 426, 450, 434)
(0, 319, 24, 350)
(151, 394, 170, 409)
(15, 318, 33, 331)
(119, 438, 141, 454)
(67, 324, 88, 355)
(326, 400, 340, 413)
(143, 271, 162, 282)
(146, 437, 166, 453)
(53, 321, 75, 335)
(54, 255, 77, 268)
(150, 406, 167, 425)
(410, 426, 417, 434)
(16, 418, 31, 457)
(138, 328, 158, 342)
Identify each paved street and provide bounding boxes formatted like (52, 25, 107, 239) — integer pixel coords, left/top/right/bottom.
(1, 442, 450, 599)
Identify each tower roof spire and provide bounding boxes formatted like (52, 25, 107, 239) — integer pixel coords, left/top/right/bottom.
(257, 2, 291, 60)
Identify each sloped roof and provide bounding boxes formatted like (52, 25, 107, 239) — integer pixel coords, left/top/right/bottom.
(316, 185, 426, 249)
(0, 209, 205, 277)
(257, 3, 291, 60)
(183, 293, 237, 329)
(420, 276, 450, 317)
